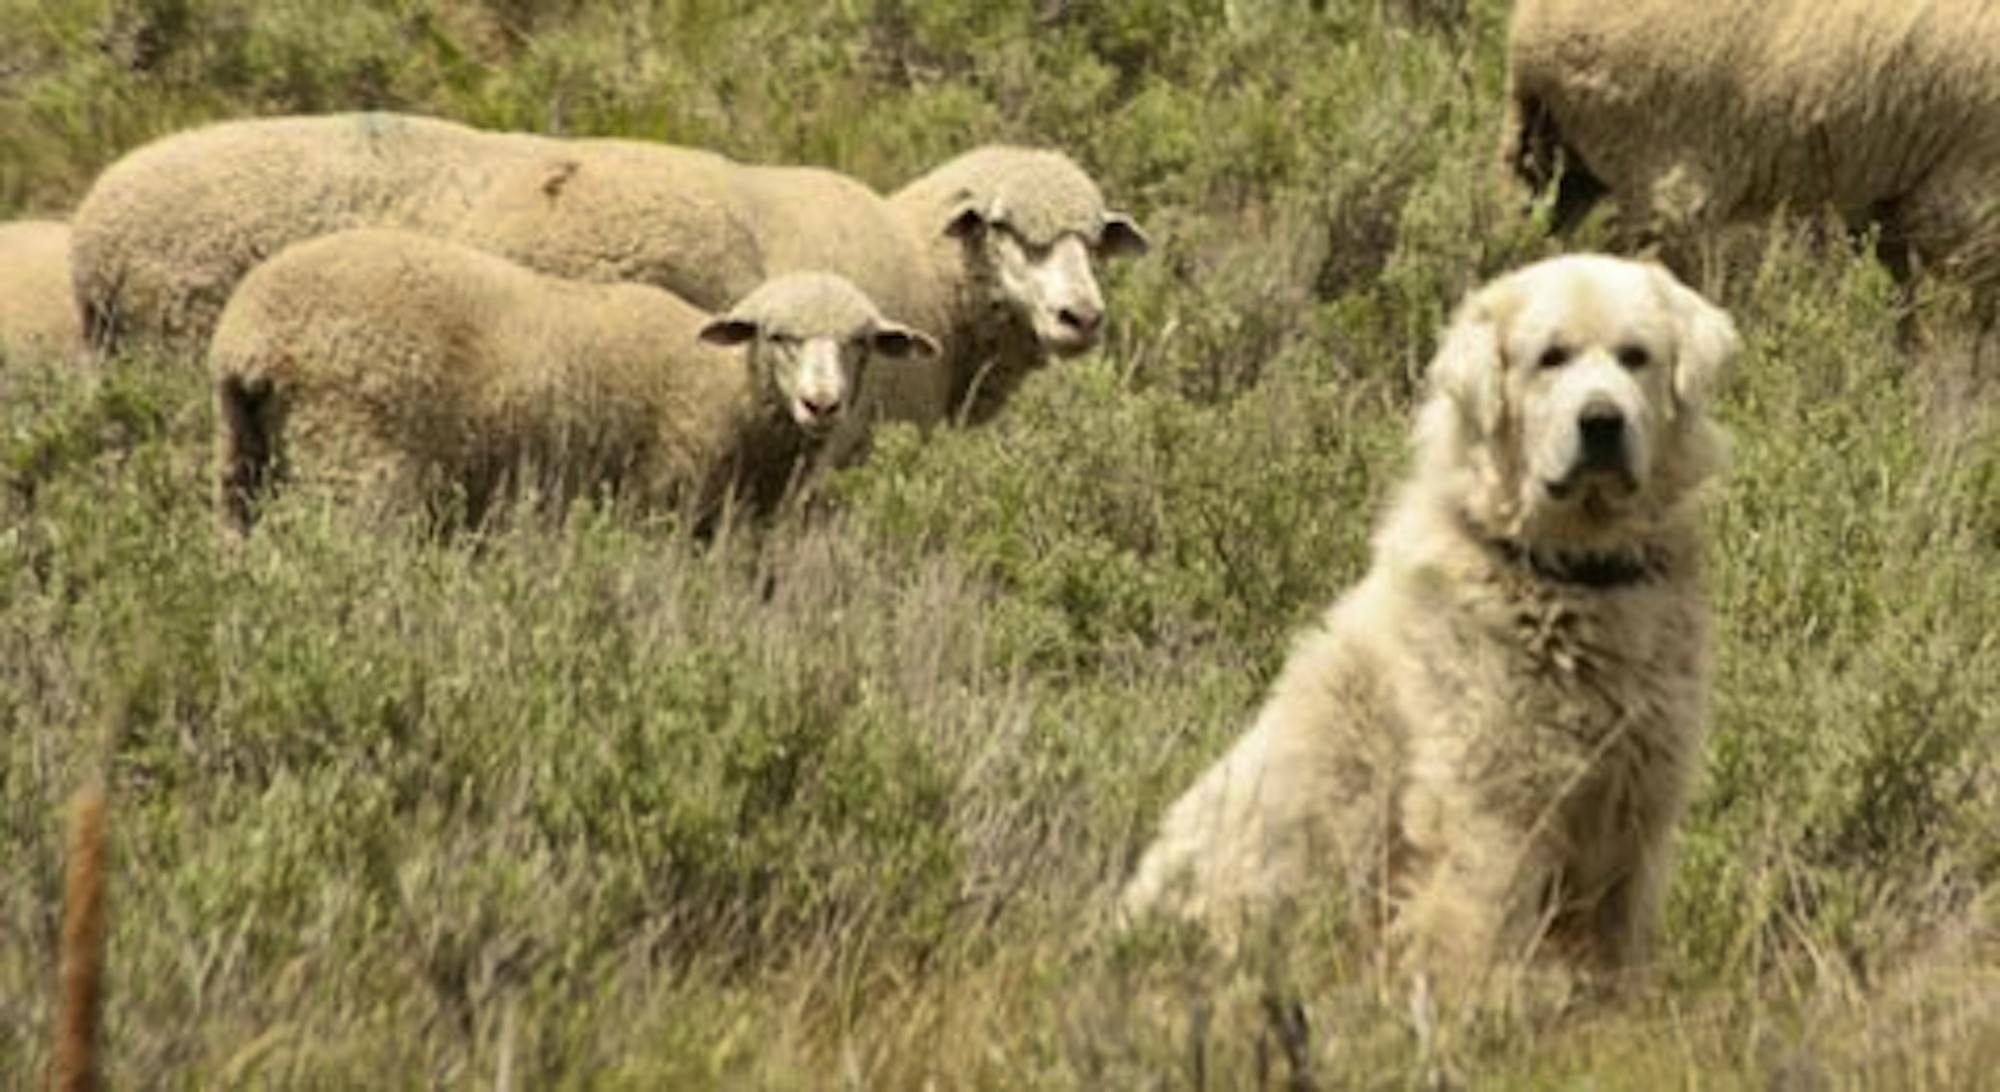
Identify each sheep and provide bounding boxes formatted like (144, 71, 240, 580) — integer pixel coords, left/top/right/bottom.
(0, 220, 84, 364)
(879, 145, 1150, 426)
(210, 229, 937, 535)
(1502, 1, 2000, 304)
(71, 113, 550, 354)
(452, 140, 1150, 428)
(73, 113, 1148, 429)
(450, 137, 1151, 436)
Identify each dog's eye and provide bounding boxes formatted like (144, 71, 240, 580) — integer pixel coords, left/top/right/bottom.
(1617, 345, 1650, 370)
(1537, 346, 1570, 370)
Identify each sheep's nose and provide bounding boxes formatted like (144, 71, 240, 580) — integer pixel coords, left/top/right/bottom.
(1578, 401, 1626, 464)
(1058, 304, 1103, 337)
(799, 395, 843, 420)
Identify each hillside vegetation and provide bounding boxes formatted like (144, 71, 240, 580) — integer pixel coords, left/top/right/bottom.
(2, 0, 1995, 1086)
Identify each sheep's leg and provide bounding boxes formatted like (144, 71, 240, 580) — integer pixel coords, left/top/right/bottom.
(1549, 161, 1610, 238)
(1501, 92, 1607, 236)
(1902, 175, 2000, 327)
(214, 375, 280, 536)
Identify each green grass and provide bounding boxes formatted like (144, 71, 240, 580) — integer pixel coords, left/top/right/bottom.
(3, 1, 1996, 1086)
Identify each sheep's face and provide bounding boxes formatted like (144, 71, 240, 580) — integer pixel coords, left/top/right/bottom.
(990, 229, 1107, 357)
(948, 205, 1148, 359)
(700, 275, 941, 433)
(760, 327, 939, 431)
(766, 332, 869, 431)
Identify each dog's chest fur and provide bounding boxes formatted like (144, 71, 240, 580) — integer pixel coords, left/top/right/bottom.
(1420, 553, 1706, 831)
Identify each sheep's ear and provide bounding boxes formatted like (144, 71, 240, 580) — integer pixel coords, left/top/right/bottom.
(868, 321, 940, 360)
(1099, 212, 1149, 259)
(1426, 289, 1509, 438)
(1652, 265, 1738, 408)
(697, 317, 758, 347)
(945, 193, 1004, 240)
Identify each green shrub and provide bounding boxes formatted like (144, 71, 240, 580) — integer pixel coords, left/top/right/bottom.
(1, 0, 1993, 1085)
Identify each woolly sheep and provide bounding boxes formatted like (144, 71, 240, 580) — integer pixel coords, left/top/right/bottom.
(1503, 0, 2000, 299)
(0, 220, 84, 364)
(465, 139, 1151, 428)
(73, 113, 551, 354)
(210, 229, 937, 534)
(879, 145, 1149, 426)
(73, 113, 1147, 428)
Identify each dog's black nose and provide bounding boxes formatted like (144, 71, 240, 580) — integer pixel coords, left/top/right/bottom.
(1579, 402, 1626, 463)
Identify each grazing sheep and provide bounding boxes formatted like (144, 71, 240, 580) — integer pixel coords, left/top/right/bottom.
(1503, 1, 2000, 301)
(73, 113, 1147, 430)
(455, 137, 921, 324)
(0, 220, 84, 364)
(880, 145, 1149, 426)
(71, 113, 549, 354)
(210, 229, 936, 534)
(465, 139, 1150, 428)
(1121, 255, 1737, 999)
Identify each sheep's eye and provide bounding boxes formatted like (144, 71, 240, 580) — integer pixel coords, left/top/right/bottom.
(767, 332, 797, 347)
(1537, 345, 1570, 370)
(999, 226, 1047, 261)
(1617, 344, 1650, 370)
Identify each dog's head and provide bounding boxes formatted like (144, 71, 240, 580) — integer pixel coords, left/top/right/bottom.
(1418, 254, 1737, 549)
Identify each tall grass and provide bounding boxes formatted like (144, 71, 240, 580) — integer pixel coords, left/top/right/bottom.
(2, 0, 1995, 1085)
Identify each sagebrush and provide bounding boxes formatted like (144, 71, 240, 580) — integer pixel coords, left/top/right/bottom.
(2, 1, 1994, 1087)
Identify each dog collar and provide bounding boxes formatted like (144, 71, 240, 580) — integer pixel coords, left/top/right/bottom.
(1486, 537, 1662, 590)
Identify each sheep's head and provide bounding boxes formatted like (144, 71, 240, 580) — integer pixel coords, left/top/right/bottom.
(699, 272, 939, 432)
(939, 148, 1148, 358)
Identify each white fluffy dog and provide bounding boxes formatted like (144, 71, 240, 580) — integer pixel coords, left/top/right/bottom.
(1121, 254, 1738, 991)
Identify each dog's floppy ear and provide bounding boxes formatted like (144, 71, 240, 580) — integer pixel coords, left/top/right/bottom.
(1652, 265, 1739, 408)
(1426, 284, 1510, 438)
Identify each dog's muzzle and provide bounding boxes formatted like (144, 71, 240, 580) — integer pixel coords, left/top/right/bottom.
(1549, 400, 1637, 499)
(1580, 401, 1627, 465)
